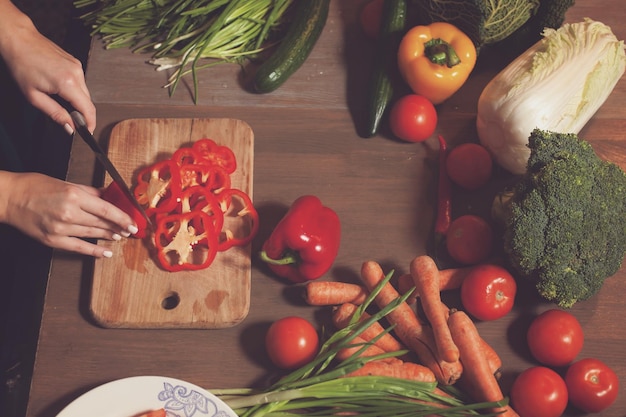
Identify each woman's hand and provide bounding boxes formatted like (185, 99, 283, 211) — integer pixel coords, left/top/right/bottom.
(0, 1, 96, 132)
(0, 172, 139, 257)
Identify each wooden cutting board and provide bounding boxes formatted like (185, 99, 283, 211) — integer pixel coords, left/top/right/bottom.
(90, 118, 254, 329)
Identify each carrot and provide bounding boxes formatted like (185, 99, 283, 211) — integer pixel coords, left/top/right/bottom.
(345, 359, 436, 383)
(335, 334, 398, 362)
(135, 410, 166, 417)
(410, 255, 459, 363)
(435, 302, 502, 378)
(480, 336, 503, 378)
(303, 281, 369, 306)
(359, 261, 463, 385)
(397, 265, 474, 302)
(332, 302, 406, 353)
(395, 273, 418, 304)
(448, 309, 519, 416)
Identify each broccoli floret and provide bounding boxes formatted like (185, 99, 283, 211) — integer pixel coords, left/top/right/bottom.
(499, 128, 626, 308)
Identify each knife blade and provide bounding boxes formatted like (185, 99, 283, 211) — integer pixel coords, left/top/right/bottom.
(70, 111, 153, 230)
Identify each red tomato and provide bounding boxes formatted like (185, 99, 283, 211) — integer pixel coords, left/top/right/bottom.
(359, 0, 383, 39)
(527, 309, 584, 367)
(265, 316, 319, 370)
(389, 94, 437, 143)
(445, 143, 493, 190)
(565, 358, 619, 413)
(445, 215, 493, 265)
(460, 264, 517, 321)
(510, 366, 568, 417)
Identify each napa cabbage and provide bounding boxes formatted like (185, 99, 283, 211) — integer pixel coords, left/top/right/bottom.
(476, 19, 626, 175)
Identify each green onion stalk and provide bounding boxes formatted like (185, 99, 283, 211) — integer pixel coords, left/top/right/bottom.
(209, 271, 509, 416)
(74, 0, 294, 100)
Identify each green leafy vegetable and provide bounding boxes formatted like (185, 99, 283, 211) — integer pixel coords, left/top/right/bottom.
(495, 0, 576, 53)
(410, 0, 540, 48)
(477, 19, 626, 175)
(75, 0, 294, 100)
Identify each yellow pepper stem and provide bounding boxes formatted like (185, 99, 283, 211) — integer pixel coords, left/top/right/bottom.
(424, 38, 460, 68)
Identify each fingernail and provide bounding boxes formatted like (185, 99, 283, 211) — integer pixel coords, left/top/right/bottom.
(64, 123, 74, 135)
(128, 225, 139, 235)
(103, 250, 113, 258)
(120, 230, 131, 238)
(112, 233, 122, 241)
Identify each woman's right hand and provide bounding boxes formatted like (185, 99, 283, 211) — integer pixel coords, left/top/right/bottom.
(0, 0, 96, 133)
(0, 172, 139, 257)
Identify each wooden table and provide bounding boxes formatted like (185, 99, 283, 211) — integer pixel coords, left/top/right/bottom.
(26, 1, 626, 416)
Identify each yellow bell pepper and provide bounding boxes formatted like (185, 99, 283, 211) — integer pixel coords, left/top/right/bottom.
(398, 22, 477, 104)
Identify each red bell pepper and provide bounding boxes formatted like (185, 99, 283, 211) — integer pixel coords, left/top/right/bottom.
(101, 181, 148, 239)
(175, 186, 224, 236)
(192, 138, 237, 174)
(205, 166, 231, 193)
(215, 188, 259, 251)
(172, 146, 201, 167)
(133, 160, 181, 216)
(155, 211, 219, 272)
(179, 164, 215, 190)
(260, 195, 341, 283)
(131, 138, 258, 272)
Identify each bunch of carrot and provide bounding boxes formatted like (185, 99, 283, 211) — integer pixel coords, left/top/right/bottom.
(215, 270, 509, 416)
(303, 255, 519, 417)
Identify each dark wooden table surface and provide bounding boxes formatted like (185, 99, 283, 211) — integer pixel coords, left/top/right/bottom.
(25, 1, 626, 416)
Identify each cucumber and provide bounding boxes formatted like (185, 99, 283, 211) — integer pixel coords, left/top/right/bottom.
(364, 0, 407, 138)
(254, 0, 330, 94)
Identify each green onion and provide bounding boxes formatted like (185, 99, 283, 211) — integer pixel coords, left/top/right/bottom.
(74, 0, 294, 101)
(208, 271, 509, 416)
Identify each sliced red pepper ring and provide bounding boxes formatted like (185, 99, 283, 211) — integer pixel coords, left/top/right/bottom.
(155, 211, 219, 272)
(133, 139, 257, 272)
(215, 188, 259, 251)
(175, 186, 224, 235)
(204, 145, 237, 174)
(179, 164, 215, 190)
(206, 166, 231, 193)
(134, 160, 181, 215)
(172, 147, 202, 167)
(193, 138, 237, 174)
(192, 138, 218, 159)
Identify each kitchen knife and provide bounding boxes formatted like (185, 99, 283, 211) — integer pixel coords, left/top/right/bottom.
(70, 111, 152, 230)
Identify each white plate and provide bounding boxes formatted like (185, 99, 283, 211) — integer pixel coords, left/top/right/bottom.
(56, 376, 238, 417)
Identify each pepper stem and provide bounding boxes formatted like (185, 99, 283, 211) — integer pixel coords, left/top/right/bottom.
(424, 38, 461, 68)
(259, 250, 298, 266)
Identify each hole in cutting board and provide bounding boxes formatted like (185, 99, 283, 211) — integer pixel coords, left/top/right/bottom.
(161, 292, 180, 310)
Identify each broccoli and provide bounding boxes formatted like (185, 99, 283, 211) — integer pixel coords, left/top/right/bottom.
(496, 128, 626, 308)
